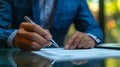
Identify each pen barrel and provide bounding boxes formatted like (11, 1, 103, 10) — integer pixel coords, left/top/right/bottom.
(50, 39, 59, 48)
(24, 16, 35, 24)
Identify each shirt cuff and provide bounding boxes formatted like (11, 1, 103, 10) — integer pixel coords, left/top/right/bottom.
(86, 33, 101, 44)
(7, 30, 18, 48)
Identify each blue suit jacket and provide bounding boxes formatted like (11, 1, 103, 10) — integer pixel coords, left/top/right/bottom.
(0, 0, 103, 47)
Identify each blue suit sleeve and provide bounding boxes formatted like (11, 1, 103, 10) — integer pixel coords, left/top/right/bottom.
(74, 0, 103, 44)
(0, 0, 17, 47)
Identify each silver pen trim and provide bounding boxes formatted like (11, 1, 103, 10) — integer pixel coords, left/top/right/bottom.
(24, 16, 35, 24)
(50, 39, 59, 48)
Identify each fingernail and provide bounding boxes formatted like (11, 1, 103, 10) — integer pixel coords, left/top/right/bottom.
(45, 36, 51, 40)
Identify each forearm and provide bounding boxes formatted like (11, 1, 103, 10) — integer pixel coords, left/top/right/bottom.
(0, 0, 15, 47)
(74, 0, 103, 44)
(0, 29, 17, 48)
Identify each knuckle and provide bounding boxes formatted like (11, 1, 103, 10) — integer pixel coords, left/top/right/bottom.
(85, 38, 87, 41)
(31, 32, 36, 38)
(30, 42, 41, 50)
(31, 41, 37, 46)
(78, 34, 81, 38)
(31, 24, 38, 31)
(83, 37, 87, 41)
(32, 32, 37, 36)
(17, 30, 27, 37)
(74, 40, 77, 44)
(17, 30, 22, 35)
(31, 32, 39, 39)
(20, 22, 25, 27)
(43, 40, 49, 45)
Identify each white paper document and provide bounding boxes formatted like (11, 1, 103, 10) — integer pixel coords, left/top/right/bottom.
(32, 48, 120, 61)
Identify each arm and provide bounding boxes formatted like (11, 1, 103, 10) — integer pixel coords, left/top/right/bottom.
(0, 0, 17, 47)
(73, 0, 103, 43)
(65, 0, 103, 49)
(0, 0, 52, 51)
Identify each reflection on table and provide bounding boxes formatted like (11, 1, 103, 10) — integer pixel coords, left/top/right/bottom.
(1, 48, 119, 67)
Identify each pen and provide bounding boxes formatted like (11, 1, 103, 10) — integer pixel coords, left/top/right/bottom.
(24, 16, 59, 48)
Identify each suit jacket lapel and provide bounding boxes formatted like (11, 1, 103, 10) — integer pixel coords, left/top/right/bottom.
(30, 0, 41, 25)
(46, 0, 58, 29)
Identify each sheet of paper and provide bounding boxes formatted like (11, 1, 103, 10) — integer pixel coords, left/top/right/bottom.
(32, 48, 120, 61)
(96, 43, 120, 48)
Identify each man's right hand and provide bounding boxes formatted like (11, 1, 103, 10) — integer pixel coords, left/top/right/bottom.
(14, 22, 52, 51)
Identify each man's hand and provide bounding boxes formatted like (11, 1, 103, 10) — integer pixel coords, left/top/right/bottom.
(14, 22, 52, 51)
(65, 31, 95, 49)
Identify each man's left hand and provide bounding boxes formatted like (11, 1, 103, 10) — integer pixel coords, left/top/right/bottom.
(64, 31, 95, 49)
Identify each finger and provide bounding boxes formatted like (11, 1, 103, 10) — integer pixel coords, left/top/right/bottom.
(29, 32, 51, 46)
(20, 22, 52, 40)
(84, 40, 95, 48)
(15, 37, 42, 51)
(44, 29, 53, 40)
(65, 32, 79, 49)
(69, 34, 83, 50)
(83, 40, 91, 49)
(77, 36, 89, 48)
(81, 36, 91, 49)
(17, 30, 51, 46)
(84, 36, 96, 48)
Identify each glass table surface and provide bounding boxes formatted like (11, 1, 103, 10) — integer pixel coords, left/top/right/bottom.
(0, 48, 120, 67)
